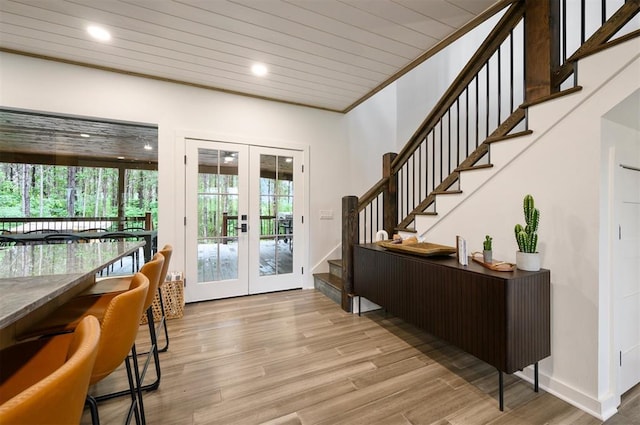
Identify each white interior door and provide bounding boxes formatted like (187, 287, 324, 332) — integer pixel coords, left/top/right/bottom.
(185, 140, 249, 302)
(248, 146, 303, 294)
(185, 139, 303, 302)
(615, 163, 640, 395)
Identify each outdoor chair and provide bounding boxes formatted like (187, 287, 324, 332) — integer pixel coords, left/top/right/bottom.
(0, 236, 24, 247)
(100, 232, 143, 273)
(44, 233, 90, 244)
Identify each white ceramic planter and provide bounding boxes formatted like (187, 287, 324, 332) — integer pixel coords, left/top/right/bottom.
(483, 250, 492, 264)
(516, 251, 540, 271)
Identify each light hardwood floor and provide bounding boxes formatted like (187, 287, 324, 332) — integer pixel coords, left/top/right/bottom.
(83, 289, 640, 425)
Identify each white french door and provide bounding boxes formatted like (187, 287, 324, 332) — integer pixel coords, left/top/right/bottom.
(184, 139, 303, 302)
(248, 146, 303, 294)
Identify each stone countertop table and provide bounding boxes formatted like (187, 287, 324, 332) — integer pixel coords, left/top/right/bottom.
(0, 241, 144, 346)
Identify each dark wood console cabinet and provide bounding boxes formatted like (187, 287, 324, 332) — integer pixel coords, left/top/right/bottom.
(353, 244, 550, 410)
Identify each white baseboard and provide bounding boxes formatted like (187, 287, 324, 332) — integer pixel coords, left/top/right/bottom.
(515, 367, 619, 421)
(350, 296, 380, 314)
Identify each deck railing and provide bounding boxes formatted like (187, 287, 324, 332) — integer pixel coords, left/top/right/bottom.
(0, 213, 152, 234)
(219, 213, 292, 243)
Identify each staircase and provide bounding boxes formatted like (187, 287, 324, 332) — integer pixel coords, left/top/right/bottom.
(319, 0, 639, 310)
(312, 259, 342, 306)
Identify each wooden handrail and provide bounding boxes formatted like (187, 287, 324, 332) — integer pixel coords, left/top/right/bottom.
(356, 177, 388, 212)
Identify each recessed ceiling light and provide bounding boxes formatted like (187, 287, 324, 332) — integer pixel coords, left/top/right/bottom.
(80, 133, 90, 138)
(251, 63, 268, 77)
(117, 156, 125, 160)
(144, 143, 152, 151)
(87, 25, 111, 42)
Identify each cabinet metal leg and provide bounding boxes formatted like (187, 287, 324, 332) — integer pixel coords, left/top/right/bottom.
(498, 369, 504, 411)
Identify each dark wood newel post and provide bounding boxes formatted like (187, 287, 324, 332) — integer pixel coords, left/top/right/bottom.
(342, 196, 358, 312)
(382, 152, 397, 237)
(524, 0, 560, 102)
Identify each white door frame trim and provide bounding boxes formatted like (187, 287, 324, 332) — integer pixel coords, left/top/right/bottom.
(175, 129, 312, 294)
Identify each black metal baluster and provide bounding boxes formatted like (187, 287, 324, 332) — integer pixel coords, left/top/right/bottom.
(510, 30, 514, 113)
(497, 45, 502, 126)
(447, 108, 452, 175)
(439, 120, 443, 184)
(486, 62, 490, 140)
(374, 197, 378, 238)
(418, 143, 422, 201)
(581, 0, 586, 44)
(456, 98, 460, 167)
(475, 76, 479, 148)
(562, 0, 567, 64)
(465, 87, 470, 155)
(405, 163, 409, 218)
(412, 151, 416, 212)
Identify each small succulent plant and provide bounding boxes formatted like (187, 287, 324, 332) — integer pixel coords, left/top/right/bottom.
(514, 194, 540, 253)
(483, 235, 492, 251)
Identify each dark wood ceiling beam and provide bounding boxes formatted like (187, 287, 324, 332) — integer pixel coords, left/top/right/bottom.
(0, 152, 158, 171)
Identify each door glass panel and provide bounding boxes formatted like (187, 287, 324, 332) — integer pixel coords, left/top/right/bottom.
(258, 154, 293, 276)
(197, 148, 239, 282)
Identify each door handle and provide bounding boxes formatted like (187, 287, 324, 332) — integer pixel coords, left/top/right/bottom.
(236, 223, 247, 233)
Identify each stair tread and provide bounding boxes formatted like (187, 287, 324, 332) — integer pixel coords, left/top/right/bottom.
(314, 272, 343, 290)
(520, 85, 583, 108)
(456, 163, 493, 172)
(433, 189, 462, 195)
(485, 129, 533, 144)
(327, 259, 342, 267)
(396, 227, 417, 233)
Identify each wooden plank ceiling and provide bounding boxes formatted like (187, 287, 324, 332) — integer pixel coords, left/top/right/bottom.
(0, 0, 503, 112)
(0, 0, 504, 165)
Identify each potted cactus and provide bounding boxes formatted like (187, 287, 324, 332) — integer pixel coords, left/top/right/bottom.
(483, 235, 493, 263)
(514, 194, 541, 271)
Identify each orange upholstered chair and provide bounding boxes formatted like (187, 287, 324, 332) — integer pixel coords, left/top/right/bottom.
(88, 244, 174, 352)
(85, 272, 150, 425)
(0, 315, 101, 425)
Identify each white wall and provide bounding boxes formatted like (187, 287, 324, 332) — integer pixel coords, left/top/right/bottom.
(346, 83, 397, 196)
(0, 52, 349, 288)
(345, 11, 501, 194)
(394, 13, 501, 148)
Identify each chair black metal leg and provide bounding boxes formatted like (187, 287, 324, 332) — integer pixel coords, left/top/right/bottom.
(156, 287, 169, 352)
(86, 395, 100, 425)
(95, 308, 161, 400)
(124, 348, 142, 425)
(133, 308, 161, 392)
(130, 344, 145, 425)
(534, 362, 539, 392)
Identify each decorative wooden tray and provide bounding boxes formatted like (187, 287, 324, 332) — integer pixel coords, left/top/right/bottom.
(471, 255, 516, 272)
(377, 241, 457, 257)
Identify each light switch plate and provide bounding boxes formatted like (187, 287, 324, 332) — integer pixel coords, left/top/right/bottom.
(319, 210, 333, 220)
